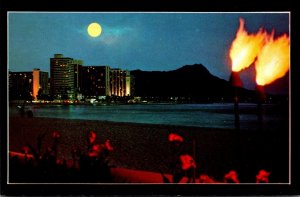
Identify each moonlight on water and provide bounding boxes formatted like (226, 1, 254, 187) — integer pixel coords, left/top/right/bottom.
(87, 22, 102, 37)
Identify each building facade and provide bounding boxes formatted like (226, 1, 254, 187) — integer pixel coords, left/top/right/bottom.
(110, 69, 131, 96)
(9, 71, 33, 100)
(50, 54, 83, 100)
(9, 69, 49, 101)
(81, 66, 110, 98)
(72, 60, 83, 99)
(32, 68, 49, 100)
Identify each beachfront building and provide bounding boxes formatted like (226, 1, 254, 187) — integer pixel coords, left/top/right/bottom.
(81, 66, 110, 98)
(72, 60, 83, 100)
(32, 68, 49, 101)
(50, 54, 83, 100)
(125, 71, 131, 96)
(9, 71, 33, 101)
(80, 66, 132, 98)
(9, 69, 49, 101)
(110, 69, 131, 96)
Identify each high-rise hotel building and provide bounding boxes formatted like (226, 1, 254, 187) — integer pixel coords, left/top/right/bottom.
(50, 54, 83, 99)
(80, 67, 131, 97)
(110, 69, 131, 96)
(81, 66, 110, 97)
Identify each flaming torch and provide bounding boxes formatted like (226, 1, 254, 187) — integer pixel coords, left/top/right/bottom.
(255, 33, 290, 130)
(229, 18, 266, 131)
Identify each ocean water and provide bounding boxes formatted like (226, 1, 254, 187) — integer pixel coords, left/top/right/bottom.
(10, 103, 288, 130)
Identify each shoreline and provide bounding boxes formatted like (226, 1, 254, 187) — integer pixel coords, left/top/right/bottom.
(8, 102, 289, 132)
(9, 116, 289, 183)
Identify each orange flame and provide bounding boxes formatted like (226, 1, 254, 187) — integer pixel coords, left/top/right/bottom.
(255, 33, 290, 86)
(230, 18, 266, 72)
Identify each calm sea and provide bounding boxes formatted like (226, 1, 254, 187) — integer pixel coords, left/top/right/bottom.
(9, 103, 288, 130)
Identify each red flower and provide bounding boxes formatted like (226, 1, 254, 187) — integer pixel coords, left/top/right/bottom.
(88, 144, 102, 157)
(88, 131, 97, 144)
(52, 131, 61, 139)
(256, 170, 270, 183)
(180, 154, 196, 170)
(199, 174, 218, 183)
(92, 144, 101, 152)
(168, 133, 183, 143)
(224, 170, 240, 183)
(104, 139, 114, 151)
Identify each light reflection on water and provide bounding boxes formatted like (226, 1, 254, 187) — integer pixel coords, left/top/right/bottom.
(10, 103, 288, 130)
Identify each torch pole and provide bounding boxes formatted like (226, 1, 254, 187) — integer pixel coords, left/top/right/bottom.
(230, 71, 242, 132)
(229, 71, 243, 178)
(234, 87, 240, 132)
(256, 85, 265, 131)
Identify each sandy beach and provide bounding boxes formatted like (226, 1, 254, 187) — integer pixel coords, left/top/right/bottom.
(9, 115, 289, 183)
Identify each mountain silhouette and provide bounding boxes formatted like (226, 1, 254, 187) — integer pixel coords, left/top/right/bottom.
(131, 64, 255, 103)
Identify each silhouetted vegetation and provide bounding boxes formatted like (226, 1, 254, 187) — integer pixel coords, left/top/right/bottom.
(9, 130, 114, 183)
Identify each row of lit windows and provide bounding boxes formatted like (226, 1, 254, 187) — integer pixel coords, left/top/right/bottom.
(52, 77, 73, 80)
(10, 73, 32, 77)
(52, 69, 73, 72)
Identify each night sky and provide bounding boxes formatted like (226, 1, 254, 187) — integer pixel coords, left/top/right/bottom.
(8, 12, 289, 94)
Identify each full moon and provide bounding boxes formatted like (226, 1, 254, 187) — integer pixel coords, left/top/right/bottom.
(87, 22, 102, 37)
